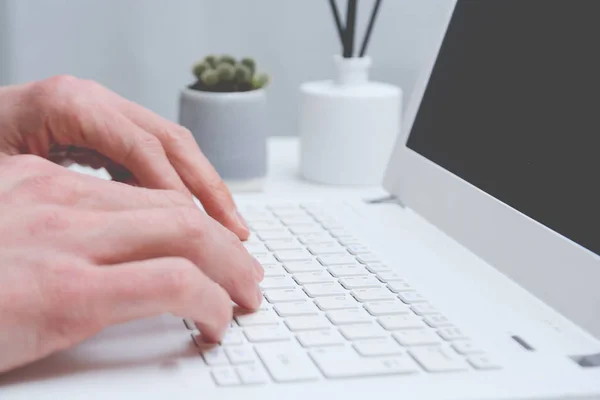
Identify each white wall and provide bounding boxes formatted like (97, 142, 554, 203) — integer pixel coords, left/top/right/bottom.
(0, 0, 454, 136)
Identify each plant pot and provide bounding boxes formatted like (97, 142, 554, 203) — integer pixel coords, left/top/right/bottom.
(298, 55, 402, 185)
(178, 87, 268, 192)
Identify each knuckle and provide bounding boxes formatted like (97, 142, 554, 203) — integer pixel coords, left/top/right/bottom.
(172, 207, 207, 238)
(28, 207, 71, 237)
(19, 175, 79, 202)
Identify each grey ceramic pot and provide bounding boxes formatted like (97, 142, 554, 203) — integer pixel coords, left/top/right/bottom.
(178, 87, 268, 191)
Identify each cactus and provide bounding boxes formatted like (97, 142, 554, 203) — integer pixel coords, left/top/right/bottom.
(204, 55, 218, 68)
(219, 55, 236, 65)
(192, 61, 209, 80)
(200, 69, 219, 86)
(189, 54, 269, 92)
(216, 63, 235, 81)
(234, 64, 252, 83)
(240, 58, 256, 75)
(252, 73, 270, 90)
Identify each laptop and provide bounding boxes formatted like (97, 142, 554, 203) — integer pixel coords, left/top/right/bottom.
(1, 0, 599, 398)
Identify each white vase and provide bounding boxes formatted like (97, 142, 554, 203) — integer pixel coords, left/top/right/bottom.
(298, 55, 402, 185)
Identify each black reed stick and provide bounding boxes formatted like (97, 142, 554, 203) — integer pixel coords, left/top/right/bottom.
(328, 0, 345, 53)
(359, 0, 382, 57)
(343, 0, 357, 57)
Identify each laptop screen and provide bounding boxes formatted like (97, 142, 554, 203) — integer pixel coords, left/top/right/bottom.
(407, 0, 600, 256)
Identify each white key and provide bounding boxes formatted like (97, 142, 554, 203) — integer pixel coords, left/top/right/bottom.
(398, 292, 426, 304)
(280, 216, 315, 226)
(267, 203, 299, 210)
(338, 237, 362, 246)
(309, 346, 418, 378)
(264, 288, 306, 303)
(263, 264, 287, 277)
(225, 346, 255, 364)
(274, 249, 313, 262)
(424, 315, 452, 328)
(274, 301, 318, 317)
(452, 341, 484, 355)
(290, 225, 325, 235)
(297, 233, 334, 244)
(378, 314, 425, 330)
(409, 346, 468, 372)
(235, 310, 279, 326)
(259, 276, 297, 290)
(345, 244, 371, 255)
(387, 281, 415, 293)
(317, 254, 356, 265)
(308, 243, 347, 255)
(272, 208, 308, 217)
(352, 288, 397, 302)
(251, 221, 283, 231)
(339, 276, 382, 289)
(376, 271, 405, 282)
(183, 318, 195, 330)
(328, 228, 354, 238)
(244, 326, 290, 342)
(255, 343, 320, 382)
(320, 221, 343, 230)
(297, 330, 345, 347)
(245, 233, 262, 243)
(437, 327, 468, 341)
(283, 260, 323, 273)
(364, 300, 409, 316)
(354, 338, 404, 356)
(315, 296, 359, 311)
(258, 229, 292, 240)
(411, 303, 439, 315)
(236, 364, 268, 384)
(265, 238, 303, 251)
(328, 265, 369, 277)
(393, 329, 441, 346)
(211, 367, 240, 386)
(304, 282, 346, 297)
(285, 315, 330, 331)
(366, 263, 392, 273)
(202, 346, 230, 366)
(326, 309, 372, 325)
(467, 355, 501, 370)
(253, 254, 278, 265)
(339, 323, 388, 340)
(293, 271, 335, 285)
(356, 253, 380, 264)
(243, 243, 268, 253)
(221, 330, 244, 345)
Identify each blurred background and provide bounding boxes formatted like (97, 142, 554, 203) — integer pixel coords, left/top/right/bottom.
(0, 0, 454, 137)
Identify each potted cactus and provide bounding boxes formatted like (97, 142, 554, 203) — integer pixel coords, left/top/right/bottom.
(178, 54, 271, 191)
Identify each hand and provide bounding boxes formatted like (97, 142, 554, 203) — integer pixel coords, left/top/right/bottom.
(0, 75, 249, 240)
(0, 155, 264, 374)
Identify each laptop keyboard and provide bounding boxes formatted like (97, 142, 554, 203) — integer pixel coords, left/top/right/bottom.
(183, 202, 501, 386)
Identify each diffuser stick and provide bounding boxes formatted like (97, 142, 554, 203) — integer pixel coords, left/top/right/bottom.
(359, 0, 382, 57)
(343, 0, 357, 58)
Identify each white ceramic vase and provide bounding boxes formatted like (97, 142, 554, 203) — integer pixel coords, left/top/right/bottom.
(298, 55, 402, 185)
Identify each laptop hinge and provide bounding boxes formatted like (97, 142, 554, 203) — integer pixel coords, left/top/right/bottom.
(364, 194, 405, 208)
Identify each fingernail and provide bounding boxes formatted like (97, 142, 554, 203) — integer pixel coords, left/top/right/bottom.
(236, 210, 250, 230)
(252, 258, 264, 282)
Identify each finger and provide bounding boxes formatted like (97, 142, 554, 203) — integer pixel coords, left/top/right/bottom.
(73, 207, 263, 310)
(111, 95, 249, 240)
(93, 257, 233, 342)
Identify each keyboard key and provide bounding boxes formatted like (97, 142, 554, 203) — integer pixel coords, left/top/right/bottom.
(409, 346, 468, 372)
(253, 254, 278, 265)
(315, 296, 360, 310)
(243, 243, 268, 253)
(202, 346, 230, 366)
(183, 318, 195, 330)
(437, 327, 468, 341)
(272, 208, 307, 217)
(366, 263, 392, 273)
(398, 292, 426, 304)
(274, 301, 318, 317)
(340, 323, 387, 340)
(274, 249, 313, 262)
(354, 338, 404, 356)
(255, 343, 320, 382)
(251, 221, 283, 231)
(235, 309, 278, 327)
(267, 203, 299, 211)
(339, 276, 382, 289)
(304, 282, 346, 297)
(263, 264, 287, 277)
(265, 238, 303, 251)
(225, 346, 255, 364)
(452, 341, 484, 355)
(264, 288, 306, 303)
(387, 281, 414, 293)
(258, 229, 292, 241)
(393, 329, 441, 346)
(309, 346, 418, 378)
(244, 326, 291, 342)
(346, 244, 371, 255)
(378, 315, 425, 330)
(221, 329, 244, 345)
(338, 237, 362, 246)
(211, 367, 240, 386)
(356, 254, 380, 264)
(328, 265, 369, 277)
(259, 276, 297, 290)
(376, 271, 405, 282)
(297, 233, 335, 244)
(317, 254, 356, 265)
(283, 260, 323, 273)
(296, 329, 345, 347)
(285, 315, 330, 331)
(319, 221, 344, 230)
(279, 216, 315, 226)
(411, 303, 439, 315)
(236, 364, 268, 385)
(328, 228, 354, 238)
(326, 309, 372, 325)
(293, 271, 335, 285)
(308, 243, 347, 255)
(364, 300, 409, 316)
(352, 288, 397, 302)
(467, 355, 501, 370)
(423, 315, 452, 328)
(290, 225, 326, 235)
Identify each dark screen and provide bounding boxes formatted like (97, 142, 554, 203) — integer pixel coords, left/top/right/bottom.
(407, 0, 599, 256)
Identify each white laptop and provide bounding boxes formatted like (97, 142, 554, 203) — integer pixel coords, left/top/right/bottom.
(1, 0, 599, 399)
